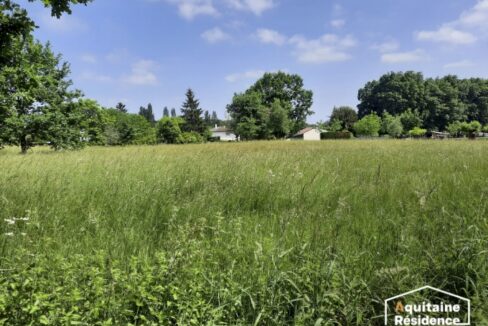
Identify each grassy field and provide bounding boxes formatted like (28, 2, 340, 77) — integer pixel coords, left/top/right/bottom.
(0, 140, 487, 325)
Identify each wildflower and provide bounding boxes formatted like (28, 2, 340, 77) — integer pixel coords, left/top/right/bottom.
(21, 233, 27, 236)
(4, 219, 15, 225)
(4, 232, 14, 236)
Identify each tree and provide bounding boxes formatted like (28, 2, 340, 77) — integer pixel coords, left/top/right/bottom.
(138, 103, 155, 124)
(76, 99, 108, 145)
(116, 102, 127, 113)
(0, 38, 84, 153)
(268, 99, 290, 138)
(170, 108, 177, 118)
(327, 119, 343, 132)
(381, 112, 403, 137)
(163, 106, 169, 117)
(236, 117, 259, 141)
(329, 106, 358, 131)
(227, 92, 268, 140)
(399, 109, 422, 132)
(157, 117, 184, 144)
(357, 71, 426, 118)
(104, 109, 156, 145)
(353, 114, 381, 137)
(246, 72, 313, 132)
(29, 0, 92, 18)
(180, 89, 206, 134)
(460, 121, 481, 138)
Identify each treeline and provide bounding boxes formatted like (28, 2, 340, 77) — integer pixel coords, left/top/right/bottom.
(343, 71, 488, 137)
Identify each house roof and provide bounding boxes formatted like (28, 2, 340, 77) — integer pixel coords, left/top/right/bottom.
(292, 127, 316, 137)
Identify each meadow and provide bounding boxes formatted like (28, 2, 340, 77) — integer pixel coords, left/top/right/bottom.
(0, 140, 487, 325)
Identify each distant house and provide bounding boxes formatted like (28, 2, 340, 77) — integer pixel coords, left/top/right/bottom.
(210, 125, 237, 141)
(290, 127, 322, 141)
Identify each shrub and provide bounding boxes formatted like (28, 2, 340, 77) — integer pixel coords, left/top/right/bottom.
(353, 114, 381, 137)
(321, 131, 352, 139)
(408, 127, 427, 138)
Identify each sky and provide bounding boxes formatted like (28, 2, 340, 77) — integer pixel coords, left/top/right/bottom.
(20, 0, 488, 122)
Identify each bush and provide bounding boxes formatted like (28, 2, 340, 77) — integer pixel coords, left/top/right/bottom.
(179, 131, 205, 144)
(408, 127, 427, 138)
(321, 131, 352, 139)
(353, 114, 381, 137)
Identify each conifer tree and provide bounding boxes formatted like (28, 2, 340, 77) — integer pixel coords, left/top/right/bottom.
(180, 89, 205, 133)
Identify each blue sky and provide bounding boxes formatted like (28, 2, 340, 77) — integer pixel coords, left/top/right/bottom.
(21, 0, 488, 122)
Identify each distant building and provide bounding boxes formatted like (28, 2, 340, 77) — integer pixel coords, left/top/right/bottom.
(290, 127, 322, 141)
(210, 125, 237, 141)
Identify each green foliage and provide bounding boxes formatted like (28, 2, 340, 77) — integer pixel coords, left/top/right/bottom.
(227, 92, 268, 140)
(104, 109, 156, 145)
(357, 72, 488, 131)
(28, 0, 92, 18)
(181, 89, 206, 134)
(328, 119, 343, 132)
(268, 99, 291, 138)
(482, 125, 488, 133)
(408, 127, 427, 137)
(329, 106, 358, 131)
(321, 131, 352, 139)
(0, 37, 84, 153)
(460, 121, 481, 138)
(381, 112, 403, 137)
(399, 109, 423, 132)
(353, 114, 381, 137)
(447, 121, 482, 138)
(358, 71, 426, 118)
(157, 117, 183, 144)
(228, 72, 314, 137)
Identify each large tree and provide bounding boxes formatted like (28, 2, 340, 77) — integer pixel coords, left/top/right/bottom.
(0, 38, 85, 153)
(227, 91, 268, 140)
(180, 89, 205, 134)
(357, 71, 426, 118)
(329, 106, 358, 131)
(245, 71, 313, 132)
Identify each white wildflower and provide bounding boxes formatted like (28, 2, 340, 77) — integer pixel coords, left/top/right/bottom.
(4, 232, 14, 236)
(4, 219, 15, 225)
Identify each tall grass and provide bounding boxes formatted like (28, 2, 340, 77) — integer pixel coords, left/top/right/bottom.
(0, 140, 487, 325)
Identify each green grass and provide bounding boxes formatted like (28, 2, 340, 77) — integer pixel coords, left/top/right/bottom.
(0, 140, 487, 325)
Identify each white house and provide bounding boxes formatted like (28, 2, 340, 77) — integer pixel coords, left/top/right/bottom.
(210, 125, 237, 142)
(290, 127, 322, 141)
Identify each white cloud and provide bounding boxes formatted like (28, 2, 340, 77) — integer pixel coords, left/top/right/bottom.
(80, 54, 97, 64)
(416, 26, 476, 44)
(122, 60, 159, 86)
(381, 49, 425, 63)
(443, 60, 475, 69)
(201, 27, 231, 43)
(227, 0, 275, 15)
(416, 0, 488, 45)
(39, 11, 87, 33)
(458, 0, 488, 29)
(289, 34, 357, 64)
(225, 69, 265, 82)
(166, 0, 218, 20)
(330, 19, 345, 28)
(256, 28, 286, 45)
(371, 40, 400, 53)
